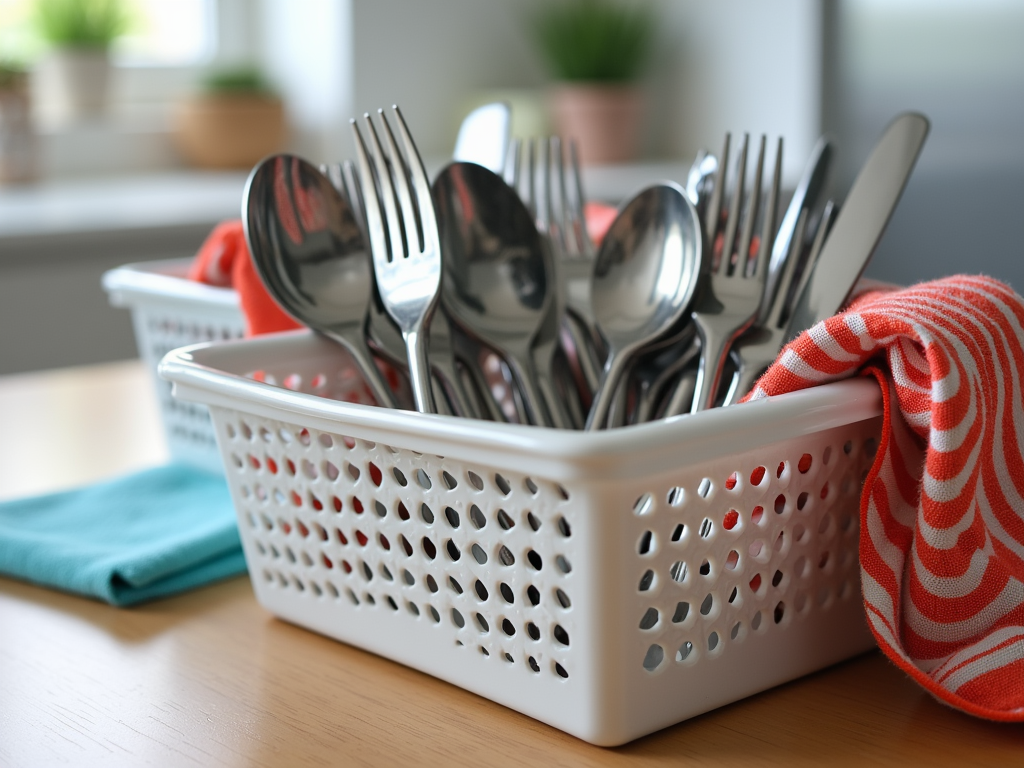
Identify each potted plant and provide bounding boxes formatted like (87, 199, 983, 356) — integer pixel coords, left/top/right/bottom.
(530, 0, 654, 165)
(0, 63, 35, 182)
(172, 67, 287, 170)
(34, 0, 128, 120)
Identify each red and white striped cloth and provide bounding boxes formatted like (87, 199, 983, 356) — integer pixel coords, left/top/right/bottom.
(746, 275, 1024, 721)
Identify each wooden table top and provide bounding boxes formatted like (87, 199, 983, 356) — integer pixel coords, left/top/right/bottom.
(1, 361, 1022, 767)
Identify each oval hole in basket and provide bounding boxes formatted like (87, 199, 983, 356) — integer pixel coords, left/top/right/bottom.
(497, 509, 515, 530)
(421, 537, 437, 560)
(420, 503, 434, 524)
(474, 580, 488, 601)
(451, 608, 465, 628)
(555, 588, 571, 609)
(445, 507, 460, 528)
(526, 585, 540, 606)
(672, 601, 689, 623)
(526, 621, 540, 641)
(467, 471, 484, 491)
(470, 506, 486, 529)
(370, 464, 383, 488)
(445, 540, 461, 561)
(500, 582, 514, 604)
(442, 470, 458, 490)
(449, 576, 463, 594)
(643, 644, 664, 671)
(669, 561, 687, 583)
(638, 569, 654, 591)
(667, 486, 685, 507)
(639, 607, 659, 630)
(633, 493, 654, 516)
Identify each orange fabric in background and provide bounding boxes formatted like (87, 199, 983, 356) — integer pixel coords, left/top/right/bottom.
(187, 220, 300, 337)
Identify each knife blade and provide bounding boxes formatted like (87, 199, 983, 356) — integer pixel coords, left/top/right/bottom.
(783, 112, 929, 342)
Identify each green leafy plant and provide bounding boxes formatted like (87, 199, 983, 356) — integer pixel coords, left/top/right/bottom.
(35, 0, 129, 49)
(201, 67, 275, 96)
(530, 0, 654, 82)
(0, 63, 28, 89)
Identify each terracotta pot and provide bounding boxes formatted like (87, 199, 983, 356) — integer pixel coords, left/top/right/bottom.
(36, 48, 110, 120)
(0, 79, 35, 183)
(173, 94, 287, 170)
(548, 83, 644, 166)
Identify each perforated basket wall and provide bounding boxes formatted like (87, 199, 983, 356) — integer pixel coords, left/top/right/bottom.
(103, 260, 245, 473)
(161, 332, 883, 746)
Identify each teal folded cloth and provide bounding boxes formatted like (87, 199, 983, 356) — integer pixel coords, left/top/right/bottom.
(0, 464, 246, 606)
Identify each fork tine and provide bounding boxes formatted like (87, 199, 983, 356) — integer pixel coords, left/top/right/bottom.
(704, 132, 730, 249)
(566, 139, 589, 255)
(351, 118, 390, 269)
(378, 108, 421, 256)
(536, 137, 551, 236)
(503, 137, 521, 189)
(755, 137, 782, 288)
(391, 105, 438, 252)
(719, 133, 748, 274)
(362, 112, 406, 262)
(339, 159, 369, 244)
(737, 134, 766, 276)
(549, 136, 564, 248)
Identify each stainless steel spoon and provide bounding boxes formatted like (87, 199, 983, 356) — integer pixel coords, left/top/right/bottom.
(585, 183, 703, 430)
(243, 154, 398, 408)
(433, 161, 561, 427)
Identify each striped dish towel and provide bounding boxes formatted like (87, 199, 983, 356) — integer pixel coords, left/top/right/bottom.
(746, 275, 1024, 721)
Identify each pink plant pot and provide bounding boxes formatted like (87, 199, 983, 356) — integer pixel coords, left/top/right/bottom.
(548, 83, 644, 166)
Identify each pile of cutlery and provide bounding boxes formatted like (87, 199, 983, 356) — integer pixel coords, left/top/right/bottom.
(243, 104, 929, 429)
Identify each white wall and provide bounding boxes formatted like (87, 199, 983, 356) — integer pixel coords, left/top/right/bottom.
(343, 0, 823, 185)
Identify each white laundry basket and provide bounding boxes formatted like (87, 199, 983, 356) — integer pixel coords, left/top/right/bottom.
(159, 331, 881, 746)
(103, 259, 245, 473)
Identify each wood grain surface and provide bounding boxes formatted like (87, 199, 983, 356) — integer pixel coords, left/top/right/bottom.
(1, 362, 1021, 767)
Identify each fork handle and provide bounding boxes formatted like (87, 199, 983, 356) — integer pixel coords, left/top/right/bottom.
(404, 328, 437, 414)
(680, 317, 736, 414)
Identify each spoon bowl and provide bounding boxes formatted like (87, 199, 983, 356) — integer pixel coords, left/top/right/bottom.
(243, 154, 398, 408)
(585, 183, 703, 429)
(433, 161, 558, 426)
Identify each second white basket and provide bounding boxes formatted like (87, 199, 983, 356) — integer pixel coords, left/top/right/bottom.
(103, 258, 245, 473)
(161, 331, 882, 746)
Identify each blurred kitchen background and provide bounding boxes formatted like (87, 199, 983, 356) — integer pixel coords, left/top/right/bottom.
(1, 0, 1022, 374)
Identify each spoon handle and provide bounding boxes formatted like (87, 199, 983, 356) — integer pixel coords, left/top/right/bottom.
(532, 341, 576, 430)
(585, 349, 631, 431)
(325, 327, 398, 409)
(505, 353, 552, 427)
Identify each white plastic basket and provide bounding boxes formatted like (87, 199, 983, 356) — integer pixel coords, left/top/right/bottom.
(160, 331, 882, 746)
(103, 259, 246, 473)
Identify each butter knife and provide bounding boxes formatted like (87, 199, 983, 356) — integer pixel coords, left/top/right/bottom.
(783, 112, 930, 342)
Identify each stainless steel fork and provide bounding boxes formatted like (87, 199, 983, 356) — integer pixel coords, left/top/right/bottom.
(673, 133, 778, 414)
(351, 106, 441, 414)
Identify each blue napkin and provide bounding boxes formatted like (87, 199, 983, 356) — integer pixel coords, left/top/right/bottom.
(0, 464, 246, 606)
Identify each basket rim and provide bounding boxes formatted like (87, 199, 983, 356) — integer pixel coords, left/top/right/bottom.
(102, 258, 239, 311)
(158, 330, 883, 482)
